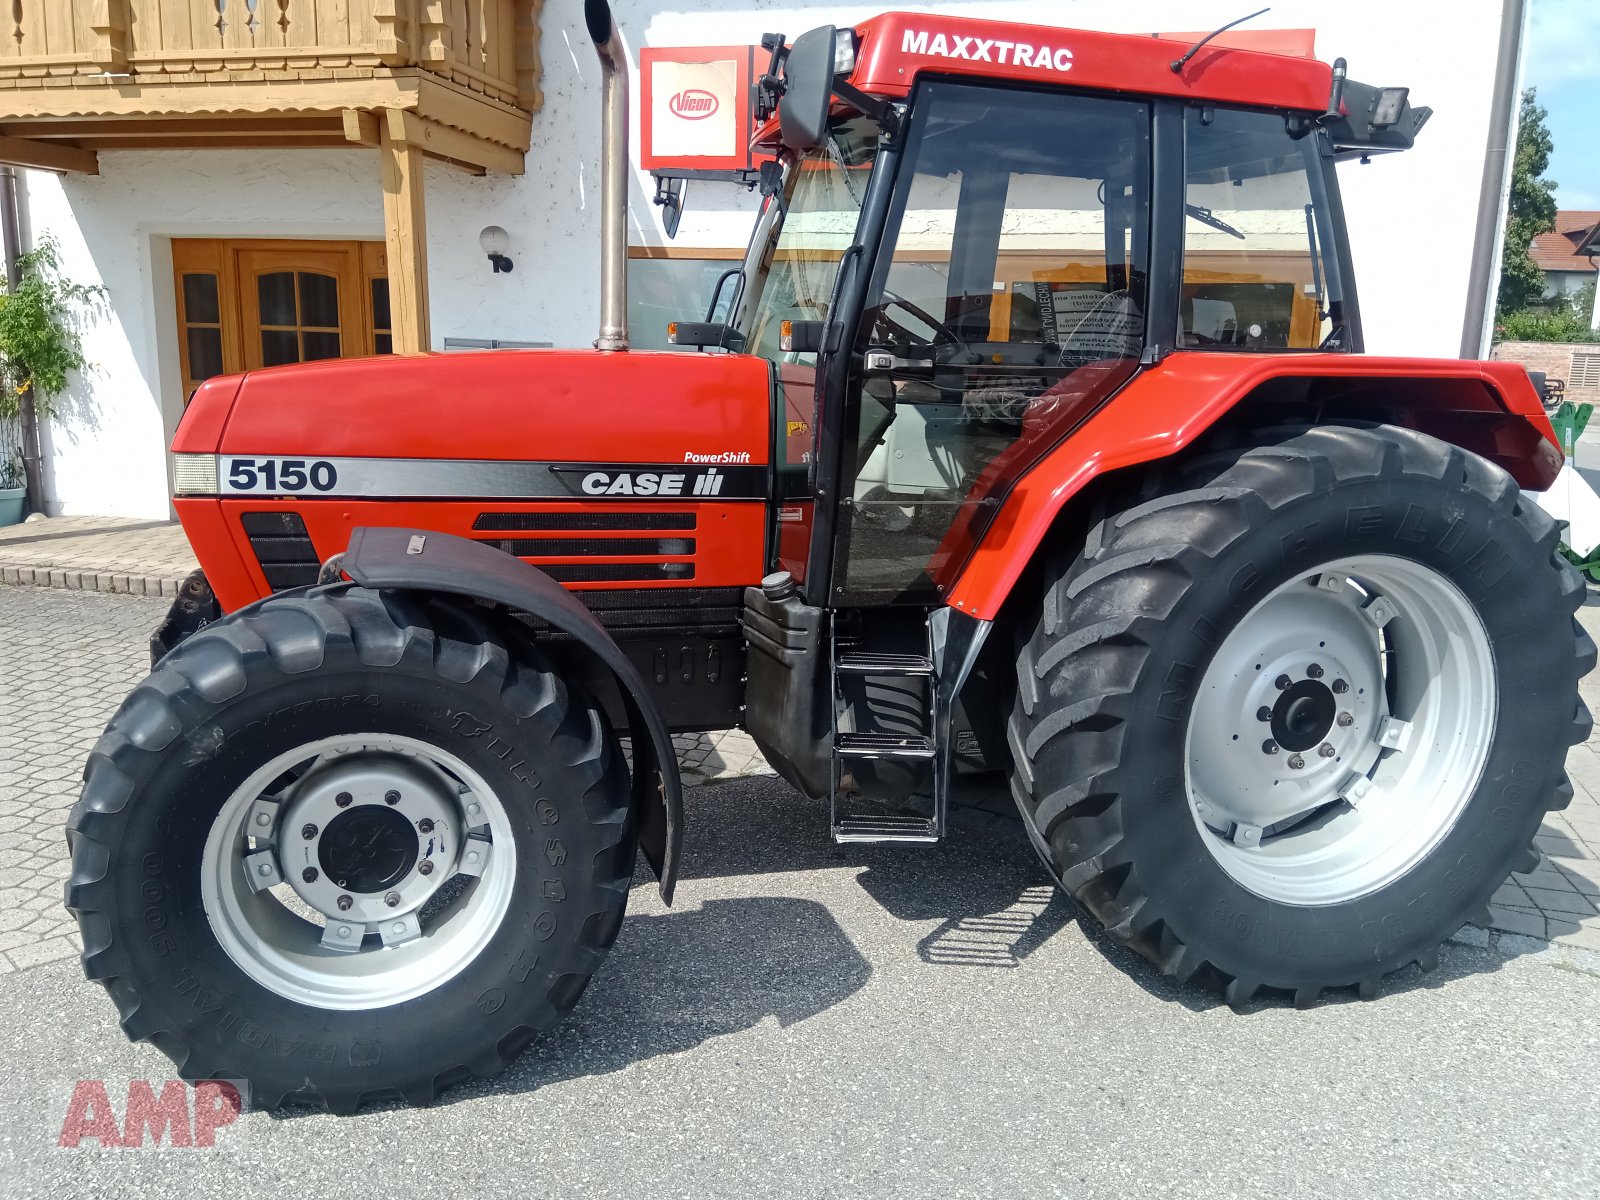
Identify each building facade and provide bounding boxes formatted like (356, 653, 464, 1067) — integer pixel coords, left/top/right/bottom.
(0, 0, 1519, 520)
(1530, 209, 1600, 303)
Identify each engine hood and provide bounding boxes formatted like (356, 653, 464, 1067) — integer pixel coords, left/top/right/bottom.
(176, 349, 772, 471)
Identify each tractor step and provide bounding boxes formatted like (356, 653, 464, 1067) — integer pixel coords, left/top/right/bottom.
(834, 650, 935, 675)
(834, 731, 936, 759)
(832, 813, 940, 844)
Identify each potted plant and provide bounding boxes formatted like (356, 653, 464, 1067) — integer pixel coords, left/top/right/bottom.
(0, 435, 22, 527)
(0, 235, 103, 522)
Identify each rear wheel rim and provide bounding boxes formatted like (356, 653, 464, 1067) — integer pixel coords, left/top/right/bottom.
(1183, 554, 1496, 906)
(201, 732, 518, 1010)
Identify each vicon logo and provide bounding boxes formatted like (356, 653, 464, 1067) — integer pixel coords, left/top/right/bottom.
(669, 89, 719, 120)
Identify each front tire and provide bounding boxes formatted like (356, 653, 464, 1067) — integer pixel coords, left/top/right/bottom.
(66, 585, 634, 1111)
(1009, 424, 1594, 1007)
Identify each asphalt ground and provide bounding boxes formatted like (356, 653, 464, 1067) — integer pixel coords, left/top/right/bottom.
(1, 589, 1597, 1198)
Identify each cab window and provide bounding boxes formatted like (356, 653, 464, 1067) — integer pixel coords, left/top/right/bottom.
(1181, 107, 1346, 351)
(838, 81, 1151, 603)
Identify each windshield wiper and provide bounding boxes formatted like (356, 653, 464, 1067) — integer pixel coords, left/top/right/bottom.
(1185, 203, 1246, 240)
(825, 135, 864, 208)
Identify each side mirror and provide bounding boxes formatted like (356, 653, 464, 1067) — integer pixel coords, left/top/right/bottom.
(653, 175, 687, 240)
(779, 319, 824, 354)
(779, 25, 837, 152)
(668, 321, 746, 352)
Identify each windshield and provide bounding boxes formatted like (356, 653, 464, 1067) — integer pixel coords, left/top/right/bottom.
(745, 117, 879, 363)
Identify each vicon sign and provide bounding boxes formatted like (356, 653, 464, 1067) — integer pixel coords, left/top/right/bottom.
(641, 45, 756, 174)
(669, 88, 720, 120)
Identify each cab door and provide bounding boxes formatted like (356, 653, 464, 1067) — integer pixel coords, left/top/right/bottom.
(830, 81, 1153, 605)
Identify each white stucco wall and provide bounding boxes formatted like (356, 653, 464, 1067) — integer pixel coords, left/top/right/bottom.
(18, 0, 1507, 518)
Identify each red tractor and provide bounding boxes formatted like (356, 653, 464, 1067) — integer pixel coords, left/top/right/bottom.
(67, 1, 1591, 1112)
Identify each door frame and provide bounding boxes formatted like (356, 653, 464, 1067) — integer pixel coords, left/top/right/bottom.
(172, 237, 390, 400)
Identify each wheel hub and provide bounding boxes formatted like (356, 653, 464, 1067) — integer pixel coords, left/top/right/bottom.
(1271, 679, 1336, 752)
(318, 805, 418, 893)
(270, 753, 466, 929)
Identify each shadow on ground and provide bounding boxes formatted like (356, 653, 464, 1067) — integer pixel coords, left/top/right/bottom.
(270, 775, 1546, 1115)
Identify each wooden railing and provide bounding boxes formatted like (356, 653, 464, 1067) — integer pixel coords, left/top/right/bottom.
(0, 0, 542, 111)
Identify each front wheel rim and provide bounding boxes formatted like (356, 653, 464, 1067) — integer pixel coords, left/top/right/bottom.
(1183, 555, 1497, 906)
(201, 732, 519, 1011)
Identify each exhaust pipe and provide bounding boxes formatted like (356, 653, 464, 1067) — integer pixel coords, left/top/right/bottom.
(586, 0, 629, 352)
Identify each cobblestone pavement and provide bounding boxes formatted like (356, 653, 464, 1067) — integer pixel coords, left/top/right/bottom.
(0, 515, 197, 595)
(1, 584, 1598, 975)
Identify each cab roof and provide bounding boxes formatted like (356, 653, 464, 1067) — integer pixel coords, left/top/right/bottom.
(753, 10, 1335, 150)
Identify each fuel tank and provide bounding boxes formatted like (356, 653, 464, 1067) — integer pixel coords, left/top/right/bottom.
(172, 349, 773, 612)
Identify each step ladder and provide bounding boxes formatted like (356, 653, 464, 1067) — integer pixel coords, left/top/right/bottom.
(828, 617, 943, 844)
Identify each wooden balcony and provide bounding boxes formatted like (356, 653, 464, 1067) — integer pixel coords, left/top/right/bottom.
(0, 1, 544, 176)
(0, 2, 548, 354)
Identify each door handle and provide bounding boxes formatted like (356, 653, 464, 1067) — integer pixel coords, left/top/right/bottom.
(864, 349, 934, 372)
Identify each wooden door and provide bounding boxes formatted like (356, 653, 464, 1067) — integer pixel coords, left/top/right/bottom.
(173, 239, 391, 403)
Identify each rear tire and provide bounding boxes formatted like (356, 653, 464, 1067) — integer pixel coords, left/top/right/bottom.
(65, 585, 634, 1111)
(1009, 424, 1594, 1007)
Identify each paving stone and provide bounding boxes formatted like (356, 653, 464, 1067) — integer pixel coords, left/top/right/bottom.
(1521, 887, 1599, 916)
(0, 516, 195, 595)
(1553, 860, 1600, 896)
(4, 935, 78, 970)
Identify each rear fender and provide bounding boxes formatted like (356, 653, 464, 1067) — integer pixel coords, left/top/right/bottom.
(342, 526, 682, 903)
(946, 354, 1564, 622)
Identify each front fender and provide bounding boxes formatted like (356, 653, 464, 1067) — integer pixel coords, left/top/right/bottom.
(341, 526, 682, 903)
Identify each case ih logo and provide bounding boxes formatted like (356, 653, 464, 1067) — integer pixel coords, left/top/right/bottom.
(669, 89, 719, 120)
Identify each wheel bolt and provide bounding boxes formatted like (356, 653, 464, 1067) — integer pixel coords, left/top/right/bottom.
(1256, 706, 1272, 722)
(1275, 674, 1292, 691)
(1287, 754, 1306, 770)
(1307, 663, 1324, 679)
(1262, 739, 1279, 755)
(418, 860, 434, 877)
(1318, 743, 1336, 758)
(385, 790, 401, 806)
(1337, 712, 1354, 728)
(336, 894, 353, 911)
(1332, 679, 1349, 694)
(384, 892, 401, 908)
(335, 792, 352, 808)
(302, 867, 318, 884)
(301, 823, 318, 841)
(418, 818, 435, 833)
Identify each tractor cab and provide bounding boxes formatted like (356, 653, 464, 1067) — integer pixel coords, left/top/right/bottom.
(676, 15, 1427, 612)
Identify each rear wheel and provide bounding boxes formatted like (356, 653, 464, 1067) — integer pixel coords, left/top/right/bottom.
(66, 585, 634, 1111)
(1009, 424, 1594, 1006)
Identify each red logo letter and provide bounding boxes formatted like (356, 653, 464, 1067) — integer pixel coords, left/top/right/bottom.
(57, 1080, 123, 1149)
(192, 1081, 242, 1147)
(123, 1080, 192, 1148)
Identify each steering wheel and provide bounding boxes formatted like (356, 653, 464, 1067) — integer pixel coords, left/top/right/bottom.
(873, 288, 968, 360)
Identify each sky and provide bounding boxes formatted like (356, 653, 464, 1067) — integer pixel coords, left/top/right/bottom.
(1525, 0, 1600, 211)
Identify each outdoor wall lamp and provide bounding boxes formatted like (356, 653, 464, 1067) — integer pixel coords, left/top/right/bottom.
(479, 225, 514, 273)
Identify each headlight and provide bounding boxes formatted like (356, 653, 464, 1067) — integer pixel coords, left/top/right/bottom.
(173, 453, 219, 495)
(834, 32, 858, 75)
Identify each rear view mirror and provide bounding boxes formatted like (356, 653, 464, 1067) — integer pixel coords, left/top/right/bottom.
(779, 25, 837, 152)
(653, 175, 687, 240)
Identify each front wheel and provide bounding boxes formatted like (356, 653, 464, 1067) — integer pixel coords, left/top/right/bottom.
(1010, 424, 1594, 1007)
(66, 586, 634, 1111)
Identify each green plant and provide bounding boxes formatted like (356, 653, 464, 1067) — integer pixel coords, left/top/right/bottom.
(1497, 89, 1559, 318)
(1495, 304, 1600, 344)
(0, 414, 19, 489)
(0, 234, 104, 426)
